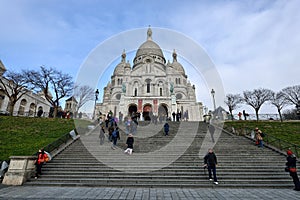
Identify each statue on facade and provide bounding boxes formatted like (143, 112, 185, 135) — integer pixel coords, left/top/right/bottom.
(170, 83, 174, 94)
(122, 83, 126, 93)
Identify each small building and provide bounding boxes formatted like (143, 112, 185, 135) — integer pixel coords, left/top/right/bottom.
(64, 96, 78, 117)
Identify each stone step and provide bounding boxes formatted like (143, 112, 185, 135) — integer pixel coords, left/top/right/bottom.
(27, 122, 292, 188)
(26, 179, 293, 188)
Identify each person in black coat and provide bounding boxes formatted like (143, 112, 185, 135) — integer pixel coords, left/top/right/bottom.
(124, 134, 134, 155)
(286, 150, 300, 191)
(164, 122, 169, 136)
(204, 148, 218, 184)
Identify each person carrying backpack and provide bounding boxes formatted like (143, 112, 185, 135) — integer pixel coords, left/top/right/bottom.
(255, 128, 264, 149)
(111, 127, 120, 150)
(35, 149, 48, 179)
(286, 149, 300, 191)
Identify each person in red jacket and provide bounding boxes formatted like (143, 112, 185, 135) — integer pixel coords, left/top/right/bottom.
(35, 149, 48, 179)
(286, 149, 300, 191)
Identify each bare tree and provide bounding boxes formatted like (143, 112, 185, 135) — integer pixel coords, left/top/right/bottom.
(74, 85, 94, 114)
(0, 70, 31, 115)
(270, 91, 289, 122)
(224, 94, 243, 121)
(243, 88, 273, 121)
(281, 85, 300, 108)
(25, 66, 73, 117)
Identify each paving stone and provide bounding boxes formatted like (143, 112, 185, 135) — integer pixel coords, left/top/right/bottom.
(0, 186, 300, 199)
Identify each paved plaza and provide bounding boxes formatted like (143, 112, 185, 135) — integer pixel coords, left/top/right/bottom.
(0, 186, 299, 200)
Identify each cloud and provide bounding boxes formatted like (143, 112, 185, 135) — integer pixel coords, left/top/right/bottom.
(1, 0, 298, 114)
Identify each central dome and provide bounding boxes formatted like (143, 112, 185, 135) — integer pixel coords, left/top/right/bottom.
(134, 27, 165, 59)
(136, 40, 164, 58)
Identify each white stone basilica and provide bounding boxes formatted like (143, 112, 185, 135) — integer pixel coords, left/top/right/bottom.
(96, 28, 203, 121)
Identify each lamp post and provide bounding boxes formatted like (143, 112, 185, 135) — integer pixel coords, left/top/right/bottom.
(211, 89, 216, 111)
(203, 106, 208, 115)
(93, 89, 99, 120)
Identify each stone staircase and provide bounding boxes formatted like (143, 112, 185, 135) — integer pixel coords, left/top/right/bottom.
(26, 122, 293, 188)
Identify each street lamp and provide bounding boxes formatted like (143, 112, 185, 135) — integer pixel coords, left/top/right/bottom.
(211, 89, 216, 111)
(93, 89, 99, 120)
(203, 106, 208, 115)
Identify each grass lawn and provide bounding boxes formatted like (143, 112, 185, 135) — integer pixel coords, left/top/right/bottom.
(0, 116, 93, 161)
(224, 120, 300, 148)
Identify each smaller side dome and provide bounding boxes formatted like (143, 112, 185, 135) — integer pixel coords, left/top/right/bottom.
(113, 50, 129, 75)
(171, 49, 185, 75)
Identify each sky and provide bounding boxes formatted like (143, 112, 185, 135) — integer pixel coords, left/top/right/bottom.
(0, 0, 299, 115)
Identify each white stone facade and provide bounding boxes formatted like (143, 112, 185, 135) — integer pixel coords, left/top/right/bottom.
(96, 28, 203, 121)
(0, 60, 51, 117)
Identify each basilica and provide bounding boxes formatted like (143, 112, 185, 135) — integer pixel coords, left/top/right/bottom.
(96, 28, 203, 121)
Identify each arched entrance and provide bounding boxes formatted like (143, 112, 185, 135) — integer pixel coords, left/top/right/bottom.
(18, 99, 27, 116)
(128, 104, 137, 116)
(29, 103, 35, 116)
(158, 104, 168, 120)
(143, 104, 152, 121)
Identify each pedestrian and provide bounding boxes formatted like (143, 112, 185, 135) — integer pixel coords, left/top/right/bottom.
(255, 128, 264, 148)
(203, 148, 218, 184)
(111, 127, 120, 150)
(99, 125, 105, 145)
(285, 149, 300, 191)
(108, 126, 114, 142)
(125, 117, 131, 135)
(164, 122, 169, 136)
(238, 112, 242, 120)
(124, 134, 134, 155)
(208, 123, 215, 143)
(243, 110, 247, 120)
(35, 149, 49, 179)
(172, 112, 176, 121)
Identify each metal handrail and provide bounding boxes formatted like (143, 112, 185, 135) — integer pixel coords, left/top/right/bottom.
(242, 127, 299, 158)
(32, 132, 73, 156)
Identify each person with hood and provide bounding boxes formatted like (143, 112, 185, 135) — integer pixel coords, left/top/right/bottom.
(124, 134, 134, 155)
(204, 148, 218, 184)
(286, 149, 300, 191)
(164, 122, 169, 136)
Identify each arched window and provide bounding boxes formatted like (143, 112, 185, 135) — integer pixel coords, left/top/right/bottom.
(29, 103, 35, 116)
(178, 78, 181, 84)
(0, 90, 5, 111)
(160, 88, 163, 96)
(134, 88, 137, 96)
(147, 83, 150, 93)
(146, 79, 151, 93)
(18, 99, 27, 116)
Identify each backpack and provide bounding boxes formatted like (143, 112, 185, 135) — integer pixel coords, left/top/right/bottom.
(112, 130, 117, 137)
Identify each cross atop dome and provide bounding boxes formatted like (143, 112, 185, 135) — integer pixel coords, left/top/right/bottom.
(121, 49, 126, 62)
(147, 25, 152, 41)
(172, 49, 177, 62)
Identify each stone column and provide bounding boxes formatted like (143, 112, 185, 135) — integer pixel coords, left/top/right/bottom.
(2, 156, 36, 185)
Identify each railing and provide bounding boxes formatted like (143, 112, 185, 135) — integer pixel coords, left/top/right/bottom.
(32, 132, 73, 156)
(242, 127, 299, 158)
(264, 134, 299, 157)
(228, 114, 281, 121)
